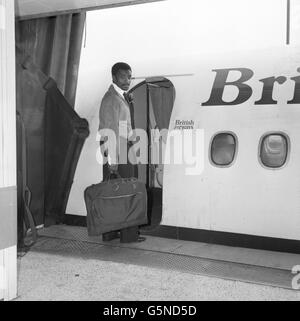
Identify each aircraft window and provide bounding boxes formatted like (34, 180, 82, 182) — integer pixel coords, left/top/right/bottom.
(260, 134, 288, 168)
(211, 133, 237, 167)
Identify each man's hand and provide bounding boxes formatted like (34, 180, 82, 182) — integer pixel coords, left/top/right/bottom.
(108, 164, 118, 173)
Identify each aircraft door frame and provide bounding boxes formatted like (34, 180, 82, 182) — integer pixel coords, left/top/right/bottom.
(129, 78, 175, 229)
(0, 0, 18, 301)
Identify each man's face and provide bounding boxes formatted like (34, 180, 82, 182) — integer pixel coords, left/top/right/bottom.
(113, 69, 132, 91)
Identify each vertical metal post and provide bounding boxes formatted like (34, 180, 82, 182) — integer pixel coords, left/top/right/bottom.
(146, 85, 150, 188)
(0, 0, 17, 301)
(287, 0, 290, 45)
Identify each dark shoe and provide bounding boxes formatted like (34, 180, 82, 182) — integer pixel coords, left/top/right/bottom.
(120, 226, 139, 243)
(120, 236, 146, 243)
(102, 231, 119, 242)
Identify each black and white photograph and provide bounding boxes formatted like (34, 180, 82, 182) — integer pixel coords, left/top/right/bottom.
(1, 0, 300, 305)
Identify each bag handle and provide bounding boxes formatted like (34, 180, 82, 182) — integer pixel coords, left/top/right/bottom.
(104, 171, 122, 182)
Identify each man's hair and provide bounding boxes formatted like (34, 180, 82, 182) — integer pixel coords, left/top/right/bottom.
(111, 62, 131, 76)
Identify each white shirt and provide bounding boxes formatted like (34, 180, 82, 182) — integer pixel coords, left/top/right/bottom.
(112, 83, 126, 98)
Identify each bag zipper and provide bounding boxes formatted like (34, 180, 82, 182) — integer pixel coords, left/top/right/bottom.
(97, 192, 143, 200)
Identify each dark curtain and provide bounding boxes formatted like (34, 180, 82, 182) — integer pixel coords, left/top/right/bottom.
(148, 82, 176, 132)
(16, 13, 86, 107)
(16, 13, 87, 234)
(44, 81, 89, 227)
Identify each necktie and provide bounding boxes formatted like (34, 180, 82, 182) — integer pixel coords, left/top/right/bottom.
(123, 93, 135, 129)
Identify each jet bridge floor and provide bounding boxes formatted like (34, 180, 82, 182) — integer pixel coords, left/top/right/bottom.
(23, 224, 300, 291)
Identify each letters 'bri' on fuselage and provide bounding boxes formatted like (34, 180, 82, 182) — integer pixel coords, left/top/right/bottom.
(201, 67, 300, 106)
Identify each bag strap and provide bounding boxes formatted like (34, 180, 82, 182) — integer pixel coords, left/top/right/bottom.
(18, 112, 38, 245)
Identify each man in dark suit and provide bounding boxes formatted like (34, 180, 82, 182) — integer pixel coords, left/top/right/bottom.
(98, 62, 146, 243)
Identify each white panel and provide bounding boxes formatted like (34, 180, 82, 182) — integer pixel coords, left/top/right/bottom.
(15, 0, 159, 18)
(0, 246, 17, 301)
(3, 246, 17, 301)
(291, 0, 300, 45)
(0, 0, 17, 301)
(0, 250, 3, 300)
(0, 0, 16, 189)
(0, 4, 5, 30)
